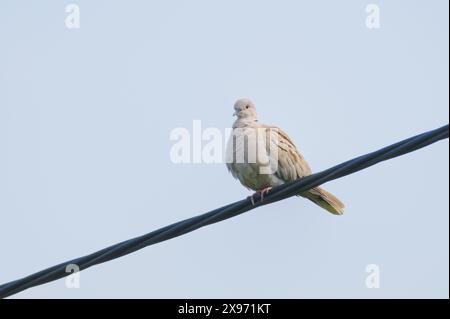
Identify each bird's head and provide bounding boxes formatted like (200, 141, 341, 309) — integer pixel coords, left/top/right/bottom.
(233, 98, 258, 120)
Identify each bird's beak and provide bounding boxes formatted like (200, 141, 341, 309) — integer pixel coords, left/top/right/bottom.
(233, 111, 237, 117)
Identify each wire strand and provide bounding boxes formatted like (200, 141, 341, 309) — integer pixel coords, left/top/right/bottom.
(0, 124, 448, 298)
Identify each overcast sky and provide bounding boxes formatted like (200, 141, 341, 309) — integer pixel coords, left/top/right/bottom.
(0, 0, 448, 298)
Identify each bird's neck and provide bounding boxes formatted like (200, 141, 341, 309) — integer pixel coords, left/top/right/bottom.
(233, 117, 258, 129)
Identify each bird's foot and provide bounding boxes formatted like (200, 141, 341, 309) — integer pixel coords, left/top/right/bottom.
(248, 187, 273, 205)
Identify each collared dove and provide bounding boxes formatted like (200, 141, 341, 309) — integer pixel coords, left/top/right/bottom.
(226, 98, 345, 215)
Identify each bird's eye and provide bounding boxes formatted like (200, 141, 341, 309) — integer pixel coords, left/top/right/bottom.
(245, 105, 249, 109)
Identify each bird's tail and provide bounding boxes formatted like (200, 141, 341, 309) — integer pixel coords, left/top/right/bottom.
(299, 187, 345, 215)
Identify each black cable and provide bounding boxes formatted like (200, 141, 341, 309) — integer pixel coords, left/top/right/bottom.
(0, 124, 448, 298)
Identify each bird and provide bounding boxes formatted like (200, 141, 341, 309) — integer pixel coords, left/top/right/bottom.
(226, 98, 345, 215)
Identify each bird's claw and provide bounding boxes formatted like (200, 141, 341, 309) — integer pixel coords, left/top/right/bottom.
(247, 187, 273, 205)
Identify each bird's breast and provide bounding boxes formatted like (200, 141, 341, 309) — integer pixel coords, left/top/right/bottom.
(226, 127, 283, 190)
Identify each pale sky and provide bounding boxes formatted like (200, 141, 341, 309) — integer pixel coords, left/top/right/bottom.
(0, 0, 448, 298)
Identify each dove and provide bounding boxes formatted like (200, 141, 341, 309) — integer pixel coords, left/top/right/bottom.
(226, 98, 345, 215)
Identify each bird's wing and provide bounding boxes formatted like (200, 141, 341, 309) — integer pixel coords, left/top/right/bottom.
(260, 124, 312, 182)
